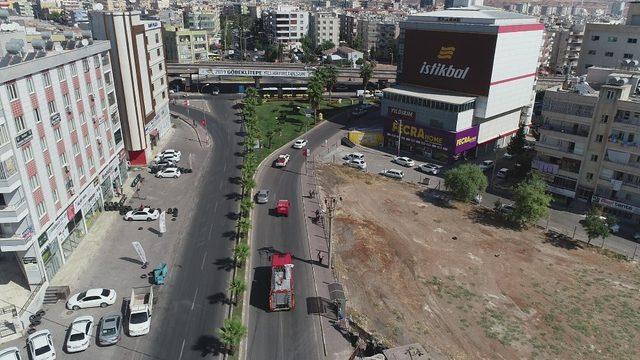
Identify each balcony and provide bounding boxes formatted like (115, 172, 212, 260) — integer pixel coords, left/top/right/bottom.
(607, 137, 640, 155)
(535, 141, 584, 160)
(539, 123, 589, 141)
(0, 226, 34, 252)
(0, 159, 20, 193)
(0, 198, 28, 223)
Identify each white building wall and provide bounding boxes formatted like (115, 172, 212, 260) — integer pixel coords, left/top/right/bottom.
(578, 24, 640, 74)
(477, 111, 521, 144)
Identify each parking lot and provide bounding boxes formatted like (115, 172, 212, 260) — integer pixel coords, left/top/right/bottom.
(1, 120, 212, 359)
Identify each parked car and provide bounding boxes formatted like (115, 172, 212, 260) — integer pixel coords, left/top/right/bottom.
(123, 208, 160, 221)
(154, 159, 176, 169)
(27, 330, 55, 360)
(155, 167, 181, 178)
(374, 90, 383, 98)
(381, 169, 404, 179)
(66, 288, 117, 310)
(393, 156, 415, 167)
(65, 316, 94, 353)
(344, 152, 364, 161)
(292, 139, 307, 149)
(0, 347, 22, 360)
(156, 153, 181, 163)
(211, 87, 220, 95)
(417, 163, 441, 175)
(496, 168, 509, 179)
(153, 150, 181, 163)
(255, 189, 270, 204)
(345, 159, 367, 170)
(274, 154, 290, 167)
(98, 315, 122, 346)
(479, 160, 494, 171)
(503, 153, 514, 160)
(498, 204, 515, 216)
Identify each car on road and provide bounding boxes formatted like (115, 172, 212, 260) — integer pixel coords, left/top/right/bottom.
(153, 149, 181, 163)
(274, 154, 290, 167)
(98, 315, 122, 346)
(351, 107, 367, 117)
(503, 153, 514, 160)
(292, 139, 307, 149)
(381, 169, 404, 179)
(344, 152, 364, 161)
(123, 207, 160, 221)
(479, 160, 494, 171)
(496, 168, 509, 179)
(211, 87, 220, 95)
(65, 316, 94, 353)
(155, 167, 181, 178)
(497, 204, 515, 216)
(0, 347, 22, 360)
(153, 159, 176, 169)
(374, 90, 383, 98)
(416, 163, 441, 175)
(27, 330, 55, 360)
(344, 158, 367, 170)
(393, 156, 415, 167)
(66, 288, 117, 310)
(255, 189, 270, 204)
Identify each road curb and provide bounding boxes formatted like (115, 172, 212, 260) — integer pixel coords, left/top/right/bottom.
(170, 107, 210, 149)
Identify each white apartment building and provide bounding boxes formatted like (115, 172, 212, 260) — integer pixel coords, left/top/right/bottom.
(90, 11, 170, 165)
(0, 36, 126, 318)
(310, 11, 340, 48)
(263, 5, 309, 48)
(536, 67, 640, 225)
(548, 24, 584, 74)
(578, 2, 640, 75)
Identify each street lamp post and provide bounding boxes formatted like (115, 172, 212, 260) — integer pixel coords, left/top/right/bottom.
(325, 195, 341, 270)
(396, 119, 402, 157)
(490, 134, 500, 190)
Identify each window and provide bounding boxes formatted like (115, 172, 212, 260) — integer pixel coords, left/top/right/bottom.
(45, 162, 53, 177)
(97, 77, 103, 89)
(74, 87, 81, 101)
(36, 201, 46, 218)
(52, 188, 58, 203)
(83, 133, 89, 147)
(87, 83, 93, 94)
(591, 35, 600, 41)
(57, 67, 65, 81)
(596, 134, 603, 142)
(54, 127, 62, 141)
(60, 152, 67, 165)
(63, 93, 71, 108)
(93, 55, 100, 68)
(82, 59, 90, 72)
(33, 108, 41, 123)
(590, 154, 599, 162)
(159, 63, 163, 71)
(26, 77, 34, 93)
(80, 112, 86, 124)
(79, 164, 85, 177)
(88, 154, 94, 168)
(69, 118, 76, 132)
(587, 50, 596, 55)
(28, 174, 40, 191)
(586, 173, 594, 180)
(157, 49, 160, 56)
(70, 63, 77, 76)
(601, 114, 609, 122)
(42, 72, 51, 87)
(608, 36, 618, 42)
(98, 143, 104, 158)
(606, 91, 615, 100)
(0, 124, 9, 145)
(39, 136, 47, 151)
(72, 142, 80, 155)
(6, 83, 18, 100)
(14, 116, 25, 132)
(605, 52, 614, 57)
(21, 144, 33, 162)
(47, 100, 57, 115)
(624, 53, 634, 59)
(155, 33, 159, 43)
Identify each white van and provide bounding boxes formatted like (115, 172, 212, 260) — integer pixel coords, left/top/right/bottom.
(382, 169, 404, 179)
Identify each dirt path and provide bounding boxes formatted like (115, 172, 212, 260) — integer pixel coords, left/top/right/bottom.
(318, 164, 640, 360)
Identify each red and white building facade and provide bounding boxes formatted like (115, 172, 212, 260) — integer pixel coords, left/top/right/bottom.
(0, 39, 127, 292)
(381, 7, 544, 161)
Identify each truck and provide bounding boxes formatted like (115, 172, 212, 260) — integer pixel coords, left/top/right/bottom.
(269, 253, 295, 311)
(128, 286, 153, 336)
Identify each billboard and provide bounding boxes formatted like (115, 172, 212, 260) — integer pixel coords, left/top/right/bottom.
(385, 119, 479, 154)
(399, 29, 498, 96)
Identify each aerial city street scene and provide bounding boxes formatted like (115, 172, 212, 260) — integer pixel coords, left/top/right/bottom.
(0, 0, 638, 359)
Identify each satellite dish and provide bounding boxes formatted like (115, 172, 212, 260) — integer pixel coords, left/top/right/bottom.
(81, 38, 89, 46)
(93, 3, 104, 10)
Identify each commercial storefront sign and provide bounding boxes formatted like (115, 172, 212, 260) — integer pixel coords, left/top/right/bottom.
(398, 30, 498, 96)
(387, 107, 416, 121)
(198, 68, 311, 78)
(99, 157, 121, 183)
(385, 119, 479, 154)
(547, 185, 576, 198)
(15, 130, 33, 147)
(73, 182, 99, 213)
(46, 211, 70, 244)
(50, 113, 61, 126)
(592, 195, 640, 215)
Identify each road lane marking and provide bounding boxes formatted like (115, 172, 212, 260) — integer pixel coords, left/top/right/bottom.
(208, 223, 214, 239)
(191, 287, 199, 311)
(201, 251, 207, 270)
(214, 203, 218, 212)
(178, 338, 186, 360)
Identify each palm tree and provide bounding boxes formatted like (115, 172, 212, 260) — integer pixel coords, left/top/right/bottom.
(307, 73, 324, 122)
(240, 197, 254, 216)
(322, 66, 338, 103)
(238, 217, 251, 238)
(359, 60, 376, 94)
(233, 243, 250, 267)
(218, 317, 247, 355)
(228, 278, 247, 306)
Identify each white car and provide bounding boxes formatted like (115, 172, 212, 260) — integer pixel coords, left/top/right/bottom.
(0, 347, 22, 360)
(343, 152, 364, 161)
(27, 330, 55, 360)
(66, 288, 117, 310)
(393, 156, 415, 167)
(155, 167, 181, 178)
(345, 159, 367, 170)
(417, 163, 441, 175)
(496, 168, 509, 179)
(65, 316, 94, 353)
(503, 152, 514, 160)
(381, 169, 404, 179)
(274, 154, 290, 167)
(123, 207, 161, 221)
(292, 139, 307, 149)
(211, 88, 220, 95)
(479, 160, 494, 171)
(153, 149, 181, 162)
(374, 90, 383, 98)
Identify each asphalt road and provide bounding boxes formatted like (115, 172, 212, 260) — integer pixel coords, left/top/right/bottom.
(246, 111, 349, 360)
(140, 96, 243, 359)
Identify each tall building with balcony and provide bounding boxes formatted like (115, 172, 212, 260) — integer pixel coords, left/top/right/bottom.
(0, 35, 126, 320)
(535, 67, 640, 224)
(263, 5, 309, 48)
(90, 11, 171, 165)
(548, 24, 584, 75)
(163, 27, 210, 63)
(184, 8, 220, 34)
(310, 11, 340, 48)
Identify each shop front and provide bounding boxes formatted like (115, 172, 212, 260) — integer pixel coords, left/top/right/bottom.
(592, 195, 640, 223)
(100, 155, 124, 201)
(383, 119, 479, 162)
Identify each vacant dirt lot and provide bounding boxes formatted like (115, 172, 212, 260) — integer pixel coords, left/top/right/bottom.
(317, 165, 640, 360)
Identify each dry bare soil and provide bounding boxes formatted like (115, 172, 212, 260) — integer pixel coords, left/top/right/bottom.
(318, 164, 640, 360)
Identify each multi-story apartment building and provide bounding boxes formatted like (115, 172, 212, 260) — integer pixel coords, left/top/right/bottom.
(339, 13, 356, 45)
(184, 8, 221, 34)
(263, 5, 309, 48)
(357, 19, 398, 61)
(163, 26, 210, 63)
(310, 11, 340, 48)
(0, 35, 126, 314)
(578, 2, 640, 75)
(535, 67, 640, 224)
(12, 0, 34, 18)
(444, 0, 483, 8)
(549, 24, 584, 74)
(90, 11, 171, 165)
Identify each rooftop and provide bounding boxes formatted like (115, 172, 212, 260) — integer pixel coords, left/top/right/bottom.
(384, 85, 476, 105)
(408, 5, 539, 25)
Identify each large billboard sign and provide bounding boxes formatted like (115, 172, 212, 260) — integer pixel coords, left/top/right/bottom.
(199, 68, 311, 78)
(385, 119, 479, 154)
(399, 29, 497, 96)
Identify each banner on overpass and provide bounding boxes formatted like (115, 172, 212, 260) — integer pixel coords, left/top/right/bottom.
(198, 68, 312, 78)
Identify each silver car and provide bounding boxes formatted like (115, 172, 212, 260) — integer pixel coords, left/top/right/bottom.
(98, 315, 122, 346)
(255, 189, 270, 204)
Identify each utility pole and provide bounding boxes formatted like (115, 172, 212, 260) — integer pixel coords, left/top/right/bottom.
(396, 119, 402, 157)
(490, 134, 500, 190)
(325, 195, 341, 270)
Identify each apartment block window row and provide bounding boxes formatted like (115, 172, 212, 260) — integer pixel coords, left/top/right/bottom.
(0, 123, 9, 145)
(6, 82, 18, 100)
(542, 99, 594, 117)
(21, 144, 33, 162)
(36, 201, 46, 218)
(28, 174, 40, 191)
(383, 92, 475, 112)
(26, 77, 34, 93)
(42, 72, 51, 87)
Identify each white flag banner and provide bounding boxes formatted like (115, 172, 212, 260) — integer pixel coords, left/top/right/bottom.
(159, 211, 167, 234)
(132, 241, 147, 265)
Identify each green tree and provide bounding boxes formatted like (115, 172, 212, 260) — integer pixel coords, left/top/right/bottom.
(301, 36, 317, 63)
(307, 73, 324, 122)
(218, 317, 247, 354)
(233, 243, 250, 267)
(318, 40, 335, 52)
(240, 197, 254, 216)
(582, 209, 611, 246)
(322, 66, 338, 103)
(507, 122, 527, 157)
(350, 36, 364, 52)
(510, 173, 552, 227)
(443, 164, 488, 203)
(238, 217, 251, 238)
(228, 278, 246, 306)
(359, 61, 376, 94)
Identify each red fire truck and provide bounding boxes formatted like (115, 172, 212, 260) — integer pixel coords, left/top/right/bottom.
(269, 253, 295, 311)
